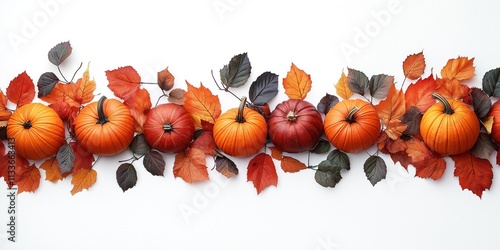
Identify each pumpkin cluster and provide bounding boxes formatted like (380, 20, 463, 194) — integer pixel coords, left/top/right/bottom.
(0, 44, 498, 198)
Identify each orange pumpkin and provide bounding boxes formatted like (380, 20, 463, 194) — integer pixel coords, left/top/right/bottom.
(7, 103, 65, 160)
(420, 93, 479, 155)
(324, 99, 380, 153)
(75, 96, 135, 156)
(213, 97, 267, 157)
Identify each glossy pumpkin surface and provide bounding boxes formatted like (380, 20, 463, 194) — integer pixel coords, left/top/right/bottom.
(420, 94, 479, 155)
(489, 99, 500, 144)
(324, 99, 380, 153)
(213, 97, 267, 157)
(143, 103, 195, 153)
(75, 96, 135, 156)
(7, 103, 65, 160)
(268, 99, 323, 153)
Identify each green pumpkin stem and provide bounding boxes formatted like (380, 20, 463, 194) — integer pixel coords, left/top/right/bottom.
(432, 93, 454, 115)
(236, 96, 247, 123)
(345, 106, 360, 123)
(96, 96, 110, 125)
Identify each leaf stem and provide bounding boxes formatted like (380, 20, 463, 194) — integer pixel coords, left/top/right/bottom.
(57, 65, 69, 83)
(69, 62, 83, 83)
(211, 69, 242, 102)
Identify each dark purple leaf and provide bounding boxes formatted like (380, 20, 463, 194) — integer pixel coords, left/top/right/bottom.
(37, 72, 59, 97)
(401, 106, 422, 136)
(215, 155, 239, 178)
(56, 142, 74, 174)
(316, 93, 339, 115)
(249, 71, 279, 105)
(482, 68, 500, 97)
(347, 68, 369, 96)
(48, 41, 72, 66)
(129, 134, 151, 156)
(469, 87, 492, 119)
(143, 150, 165, 176)
(220, 53, 251, 88)
(471, 133, 498, 159)
(116, 163, 137, 192)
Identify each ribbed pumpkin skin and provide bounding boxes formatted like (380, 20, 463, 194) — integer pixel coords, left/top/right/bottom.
(75, 98, 135, 156)
(489, 99, 500, 144)
(324, 99, 381, 153)
(143, 104, 195, 153)
(268, 99, 323, 153)
(7, 103, 65, 160)
(420, 99, 479, 155)
(213, 107, 267, 157)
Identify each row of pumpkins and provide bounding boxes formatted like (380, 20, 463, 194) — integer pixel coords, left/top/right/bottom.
(6, 92, 496, 162)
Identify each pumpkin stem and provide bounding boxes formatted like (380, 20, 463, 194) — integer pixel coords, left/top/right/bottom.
(163, 123, 173, 132)
(23, 120, 32, 129)
(236, 96, 247, 123)
(432, 93, 454, 115)
(286, 111, 298, 122)
(96, 96, 110, 125)
(345, 106, 360, 123)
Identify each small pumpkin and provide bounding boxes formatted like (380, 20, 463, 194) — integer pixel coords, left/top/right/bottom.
(7, 103, 65, 160)
(75, 96, 135, 156)
(213, 97, 267, 157)
(143, 103, 195, 153)
(324, 99, 380, 153)
(488, 99, 500, 144)
(268, 99, 323, 153)
(420, 93, 479, 155)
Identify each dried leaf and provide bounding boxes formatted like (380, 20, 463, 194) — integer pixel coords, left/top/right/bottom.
(71, 168, 97, 195)
(413, 153, 446, 180)
(40, 157, 63, 182)
(56, 142, 74, 175)
(483, 116, 494, 134)
(7, 71, 35, 107)
(39, 82, 79, 107)
(129, 134, 152, 157)
(385, 119, 407, 140)
(281, 156, 307, 173)
(116, 163, 137, 192)
(283, 63, 312, 100)
(405, 138, 432, 163)
(249, 71, 279, 105)
(190, 131, 216, 156)
(269, 146, 283, 160)
(0, 91, 11, 121)
(48, 41, 72, 66)
(74, 63, 96, 105)
(469, 87, 491, 119)
(70, 142, 95, 173)
(405, 74, 437, 112)
(247, 153, 278, 194)
(435, 78, 468, 100)
(168, 88, 186, 105)
(403, 51, 426, 80)
(158, 67, 175, 91)
(214, 155, 239, 178)
(470, 133, 498, 159)
(335, 71, 353, 100)
(124, 88, 152, 133)
(15, 162, 40, 193)
(401, 106, 422, 136)
(173, 148, 209, 183)
(441, 56, 475, 81)
(451, 152, 493, 198)
(374, 84, 406, 125)
(106, 66, 141, 100)
(184, 81, 221, 128)
(220, 53, 251, 88)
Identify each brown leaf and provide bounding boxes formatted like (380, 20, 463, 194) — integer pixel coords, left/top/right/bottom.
(173, 148, 209, 183)
(158, 67, 175, 91)
(6, 71, 35, 107)
(403, 51, 426, 80)
(441, 56, 475, 81)
(281, 156, 307, 173)
(335, 71, 353, 100)
(374, 84, 405, 125)
(71, 168, 97, 195)
(40, 157, 63, 182)
(184, 81, 221, 129)
(283, 63, 312, 100)
(105, 66, 141, 100)
(168, 88, 186, 105)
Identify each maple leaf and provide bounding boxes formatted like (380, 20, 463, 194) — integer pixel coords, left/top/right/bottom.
(15, 162, 41, 193)
(412, 153, 446, 180)
(441, 56, 475, 81)
(0, 91, 11, 120)
(173, 148, 209, 183)
(74, 63, 96, 105)
(247, 153, 278, 194)
(124, 88, 152, 133)
(403, 51, 426, 80)
(71, 168, 97, 195)
(6, 71, 35, 107)
(40, 157, 63, 182)
(158, 67, 175, 91)
(40, 83, 79, 107)
(106, 66, 141, 100)
(385, 119, 407, 140)
(184, 81, 221, 128)
(451, 151, 493, 198)
(335, 71, 353, 100)
(405, 74, 437, 112)
(283, 63, 312, 100)
(405, 138, 432, 163)
(281, 156, 307, 173)
(374, 84, 405, 125)
(435, 78, 468, 100)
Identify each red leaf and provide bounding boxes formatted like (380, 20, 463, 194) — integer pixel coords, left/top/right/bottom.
(269, 146, 283, 160)
(405, 74, 437, 112)
(105, 66, 141, 100)
(173, 148, 209, 183)
(190, 132, 216, 156)
(412, 153, 446, 180)
(0, 90, 11, 120)
(405, 138, 432, 163)
(70, 142, 95, 173)
(15, 162, 40, 193)
(247, 153, 278, 194)
(6, 71, 35, 107)
(39, 83, 79, 107)
(281, 156, 307, 173)
(435, 78, 467, 100)
(124, 88, 152, 133)
(451, 152, 493, 198)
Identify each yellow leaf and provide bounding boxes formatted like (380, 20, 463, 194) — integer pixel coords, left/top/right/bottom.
(71, 168, 97, 195)
(441, 56, 475, 81)
(482, 116, 494, 134)
(283, 63, 312, 100)
(40, 157, 63, 182)
(75, 62, 96, 105)
(385, 119, 407, 140)
(335, 71, 353, 100)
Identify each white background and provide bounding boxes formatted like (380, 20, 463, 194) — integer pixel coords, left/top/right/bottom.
(1, 0, 500, 249)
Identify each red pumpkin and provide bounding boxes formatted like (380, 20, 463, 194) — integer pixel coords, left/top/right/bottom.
(268, 99, 323, 153)
(324, 99, 380, 153)
(143, 103, 195, 153)
(75, 96, 135, 156)
(489, 99, 500, 144)
(7, 103, 65, 160)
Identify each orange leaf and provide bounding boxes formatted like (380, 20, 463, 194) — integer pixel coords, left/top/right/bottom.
(435, 78, 467, 100)
(6, 71, 35, 107)
(405, 74, 437, 112)
(412, 153, 446, 180)
(15, 162, 40, 194)
(124, 88, 152, 133)
(74, 63, 96, 105)
(40, 83, 79, 107)
(451, 151, 493, 198)
(335, 71, 353, 100)
(105, 66, 141, 100)
(40, 157, 63, 182)
(283, 63, 312, 100)
(374, 84, 405, 125)
(173, 148, 209, 183)
(281, 156, 307, 173)
(184, 81, 221, 129)
(0, 90, 11, 120)
(247, 153, 278, 194)
(190, 132, 216, 156)
(269, 146, 283, 160)
(405, 138, 432, 163)
(403, 51, 426, 80)
(441, 56, 475, 81)
(385, 119, 407, 140)
(70, 168, 97, 195)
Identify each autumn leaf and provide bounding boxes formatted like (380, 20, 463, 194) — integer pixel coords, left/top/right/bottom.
(412, 153, 446, 180)
(335, 71, 353, 100)
(0, 141, 5, 156)
(214, 155, 239, 178)
(405, 138, 432, 163)
(403, 51, 426, 80)
(40, 157, 63, 182)
(158, 67, 175, 91)
(15, 162, 40, 193)
(374, 84, 405, 125)
(70, 142, 95, 173)
(369, 74, 394, 99)
(482, 116, 494, 134)
(385, 119, 407, 140)
(0, 90, 11, 120)
(48, 41, 72, 66)
(143, 151, 165, 176)
(317, 94, 339, 115)
(49, 101, 72, 121)
(315, 160, 342, 188)
(401, 106, 422, 136)
(482, 68, 500, 97)
(220, 53, 252, 88)
(405, 74, 437, 112)
(435, 77, 468, 100)
(451, 151, 493, 198)
(124, 88, 152, 133)
(247, 153, 278, 194)
(116, 163, 137, 192)
(281, 156, 307, 173)
(173, 148, 209, 183)
(441, 56, 475, 81)
(184, 81, 221, 128)
(168, 88, 186, 105)
(269, 146, 283, 160)
(248, 71, 279, 105)
(283, 63, 312, 100)
(6, 71, 35, 107)
(347, 68, 369, 96)
(71, 168, 97, 195)
(364, 155, 387, 186)
(106, 66, 141, 100)
(74, 63, 96, 105)
(40, 83, 79, 107)
(190, 131, 216, 156)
